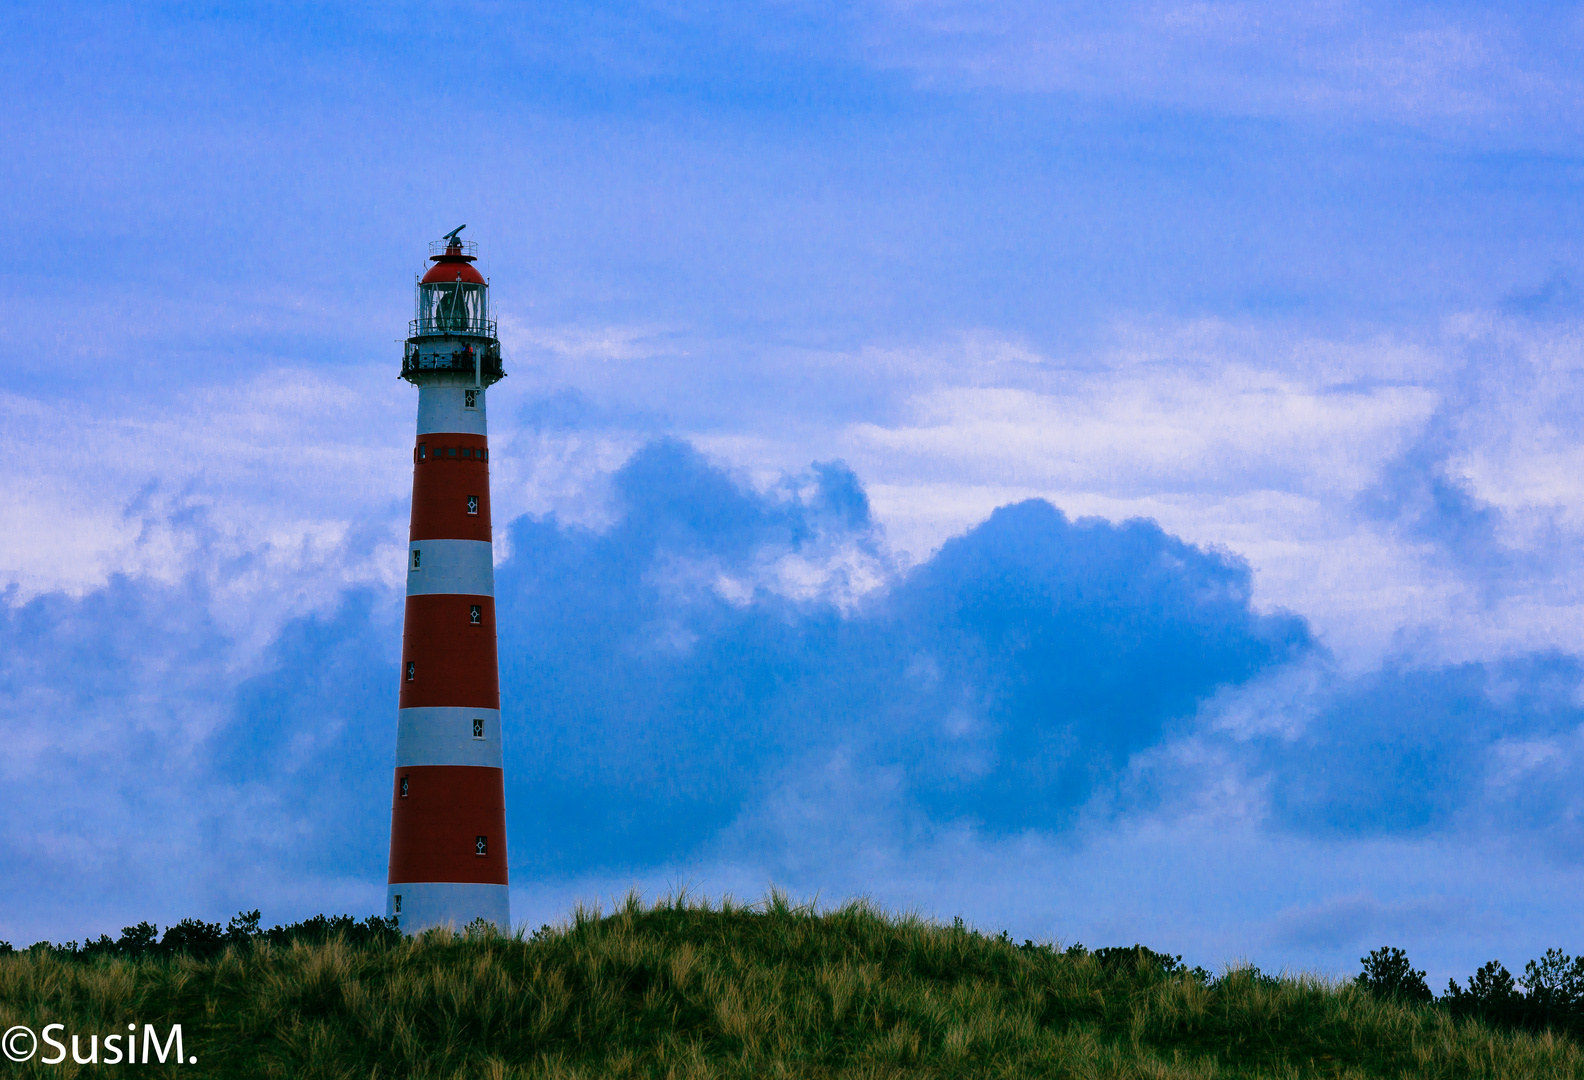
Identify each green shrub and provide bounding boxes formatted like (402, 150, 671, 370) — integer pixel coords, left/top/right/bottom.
(1354, 945, 1584, 1044)
(28, 910, 401, 962)
(1359, 946, 1433, 1004)
(1441, 951, 1584, 1042)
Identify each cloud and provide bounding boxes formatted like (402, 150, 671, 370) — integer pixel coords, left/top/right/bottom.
(879, 501, 1311, 823)
(493, 440, 1312, 880)
(1504, 273, 1584, 322)
(211, 590, 400, 882)
(1267, 892, 1466, 953)
(491, 441, 1584, 933)
(1262, 655, 1584, 841)
(0, 369, 412, 612)
(855, 2, 1584, 143)
(1360, 416, 1510, 574)
(495, 440, 892, 873)
(0, 563, 398, 943)
(2, 435, 1582, 981)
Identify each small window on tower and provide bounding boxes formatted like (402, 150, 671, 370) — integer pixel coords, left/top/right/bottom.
(467, 495, 479, 515)
(473, 717, 484, 739)
(447, 447, 457, 459)
(405, 661, 416, 682)
(394, 894, 402, 913)
(469, 604, 482, 625)
(464, 389, 478, 410)
(481, 449, 489, 462)
(411, 549, 421, 571)
(399, 775, 409, 798)
(475, 835, 488, 856)
(417, 443, 427, 461)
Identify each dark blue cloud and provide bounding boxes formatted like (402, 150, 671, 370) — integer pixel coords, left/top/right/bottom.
(1265, 654, 1584, 847)
(496, 440, 881, 872)
(497, 440, 1312, 874)
(1504, 271, 1583, 321)
(213, 591, 399, 881)
(0, 571, 401, 932)
(884, 503, 1311, 828)
(1360, 427, 1509, 574)
(3, 439, 1582, 944)
(0, 575, 228, 908)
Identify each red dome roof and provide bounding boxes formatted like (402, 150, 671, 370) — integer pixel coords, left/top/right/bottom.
(422, 249, 485, 285)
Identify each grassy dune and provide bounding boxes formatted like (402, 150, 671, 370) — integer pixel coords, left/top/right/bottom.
(1, 893, 1580, 1078)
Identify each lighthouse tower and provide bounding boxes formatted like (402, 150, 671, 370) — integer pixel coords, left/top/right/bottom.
(386, 226, 509, 932)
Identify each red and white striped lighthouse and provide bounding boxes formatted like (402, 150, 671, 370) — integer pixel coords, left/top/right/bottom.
(386, 226, 509, 932)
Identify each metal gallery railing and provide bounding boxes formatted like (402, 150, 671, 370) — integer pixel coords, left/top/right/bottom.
(429, 239, 479, 259)
(408, 317, 498, 339)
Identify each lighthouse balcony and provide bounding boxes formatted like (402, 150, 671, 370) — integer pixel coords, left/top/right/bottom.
(402, 340, 505, 385)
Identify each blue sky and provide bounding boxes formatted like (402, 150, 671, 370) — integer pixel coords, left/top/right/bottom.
(2, 2, 1583, 983)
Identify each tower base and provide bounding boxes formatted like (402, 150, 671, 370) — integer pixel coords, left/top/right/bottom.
(387, 882, 510, 934)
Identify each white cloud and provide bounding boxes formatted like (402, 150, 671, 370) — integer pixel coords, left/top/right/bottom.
(9, 311, 1584, 680)
(856, 1, 1584, 143)
(807, 319, 1584, 670)
(0, 366, 411, 664)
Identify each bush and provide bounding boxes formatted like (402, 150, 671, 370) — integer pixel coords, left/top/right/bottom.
(1445, 959, 1527, 1029)
(1445, 951, 1584, 1040)
(1357, 946, 1584, 1042)
(259, 912, 402, 949)
(161, 917, 226, 958)
(1091, 944, 1188, 977)
(227, 908, 262, 943)
(1358, 945, 1433, 1003)
(24, 910, 400, 961)
(1526, 949, 1584, 1013)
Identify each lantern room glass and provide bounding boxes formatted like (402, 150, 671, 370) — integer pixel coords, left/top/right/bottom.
(415, 279, 488, 335)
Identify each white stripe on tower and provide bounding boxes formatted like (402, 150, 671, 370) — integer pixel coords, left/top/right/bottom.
(417, 385, 488, 436)
(396, 708, 503, 768)
(406, 539, 494, 596)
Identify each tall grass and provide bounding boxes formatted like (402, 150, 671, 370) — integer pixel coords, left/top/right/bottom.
(2, 891, 1580, 1078)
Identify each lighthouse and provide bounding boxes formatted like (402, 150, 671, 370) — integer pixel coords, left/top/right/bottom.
(386, 226, 509, 932)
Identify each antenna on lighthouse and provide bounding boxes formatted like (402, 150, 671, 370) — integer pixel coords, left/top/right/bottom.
(443, 224, 467, 245)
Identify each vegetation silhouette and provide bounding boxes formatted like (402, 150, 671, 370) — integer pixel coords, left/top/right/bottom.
(1, 893, 1580, 1077)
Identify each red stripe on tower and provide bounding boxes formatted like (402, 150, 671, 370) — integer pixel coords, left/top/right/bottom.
(386, 226, 510, 933)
